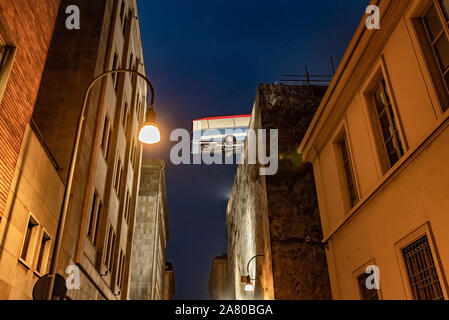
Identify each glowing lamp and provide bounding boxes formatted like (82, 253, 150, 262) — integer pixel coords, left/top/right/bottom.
(242, 275, 254, 292)
(139, 122, 161, 144)
(139, 106, 161, 145)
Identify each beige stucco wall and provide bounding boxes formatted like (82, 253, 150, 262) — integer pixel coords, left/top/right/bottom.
(301, 0, 449, 299)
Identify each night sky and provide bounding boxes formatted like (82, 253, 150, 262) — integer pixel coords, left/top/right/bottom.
(137, 0, 369, 300)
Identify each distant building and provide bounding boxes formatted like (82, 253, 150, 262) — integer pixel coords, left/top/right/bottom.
(0, 0, 148, 300)
(207, 252, 230, 300)
(299, 0, 449, 299)
(0, 0, 61, 299)
(164, 262, 176, 300)
(129, 159, 170, 300)
(226, 83, 331, 300)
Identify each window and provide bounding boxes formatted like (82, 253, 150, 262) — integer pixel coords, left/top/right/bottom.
(87, 192, 103, 245)
(123, 191, 131, 223)
(130, 142, 136, 168)
(129, 53, 134, 70)
(104, 225, 116, 272)
(119, 1, 125, 23)
(0, 46, 15, 104)
(122, 102, 129, 130)
(402, 235, 444, 300)
(357, 272, 380, 300)
(136, 96, 142, 122)
(118, 168, 124, 197)
(339, 133, 359, 207)
(114, 157, 122, 193)
(36, 232, 51, 274)
(101, 117, 111, 159)
(371, 78, 404, 169)
(116, 250, 125, 289)
(0, 46, 8, 71)
(21, 216, 39, 264)
(112, 53, 120, 91)
(122, 13, 129, 36)
(422, 0, 449, 111)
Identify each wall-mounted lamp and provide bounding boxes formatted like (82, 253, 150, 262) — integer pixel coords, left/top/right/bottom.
(243, 275, 254, 292)
(241, 255, 264, 293)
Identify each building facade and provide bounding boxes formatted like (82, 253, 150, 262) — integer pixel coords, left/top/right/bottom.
(0, 0, 148, 299)
(129, 159, 170, 300)
(207, 253, 230, 300)
(0, 0, 62, 299)
(0, 0, 61, 219)
(226, 83, 331, 300)
(299, 0, 449, 300)
(163, 262, 176, 300)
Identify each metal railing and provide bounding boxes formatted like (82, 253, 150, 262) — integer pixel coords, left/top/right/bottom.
(278, 74, 334, 86)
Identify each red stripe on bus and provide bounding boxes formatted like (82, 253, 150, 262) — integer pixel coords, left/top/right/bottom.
(192, 114, 251, 122)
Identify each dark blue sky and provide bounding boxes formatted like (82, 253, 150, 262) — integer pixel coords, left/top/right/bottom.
(137, 0, 369, 299)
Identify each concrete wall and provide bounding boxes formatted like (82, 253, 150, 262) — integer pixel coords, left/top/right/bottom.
(129, 159, 169, 300)
(227, 84, 331, 300)
(0, 126, 64, 299)
(300, 0, 449, 299)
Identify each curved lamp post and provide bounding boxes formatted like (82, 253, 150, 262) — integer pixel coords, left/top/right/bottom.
(242, 255, 265, 292)
(46, 69, 160, 300)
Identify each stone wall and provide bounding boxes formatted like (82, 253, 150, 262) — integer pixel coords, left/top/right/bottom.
(227, 84, 331, 300)
(129, 159, 169, 300)
(226, 88, 274, 300)
(207, 253, 230, 300)
(261, 84, 331, 300)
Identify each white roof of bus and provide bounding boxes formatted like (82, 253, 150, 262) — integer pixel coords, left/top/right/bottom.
(193, 115, 250, 130)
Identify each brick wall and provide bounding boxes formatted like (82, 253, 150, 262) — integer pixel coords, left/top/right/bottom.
(0, 0, 61, 216)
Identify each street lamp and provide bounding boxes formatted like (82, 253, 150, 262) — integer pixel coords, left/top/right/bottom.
(138, 106, 161, 144)
(45, 69, 159, 300)
(241, 255, 264, 293)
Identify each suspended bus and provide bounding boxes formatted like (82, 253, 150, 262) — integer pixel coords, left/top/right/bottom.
(191, 114, 251, 155)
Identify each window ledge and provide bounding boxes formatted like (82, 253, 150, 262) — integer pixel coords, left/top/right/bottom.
(18, 258, 32, 271)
